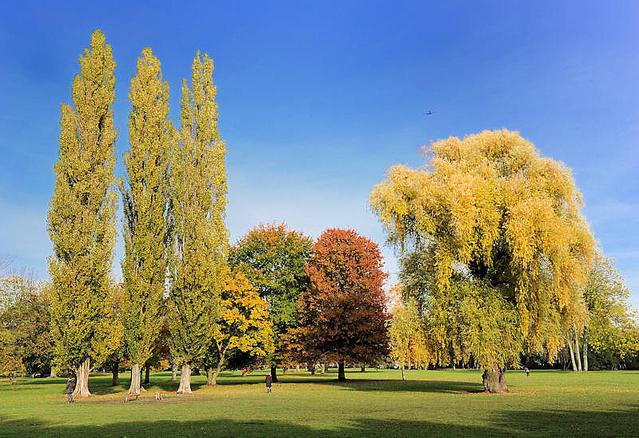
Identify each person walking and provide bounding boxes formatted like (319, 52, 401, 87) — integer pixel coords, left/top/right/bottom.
(64, 376, 76, 403)
(265, 373, 273, 393)
(524, 367, 530, 376)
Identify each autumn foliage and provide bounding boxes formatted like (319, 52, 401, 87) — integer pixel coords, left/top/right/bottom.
(295, 229, 389, 381)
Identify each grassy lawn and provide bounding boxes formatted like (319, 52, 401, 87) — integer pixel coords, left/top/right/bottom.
(1, 368, 638, 437)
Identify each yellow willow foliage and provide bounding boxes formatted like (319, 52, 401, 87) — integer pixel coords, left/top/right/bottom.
(389, 297, 431, 368)
(121, 48, 173, 368)
(48, 30, 117, 369)
(213, 272, 274, 367)
(168, 52, 229, 366)
(371, 130, 594, 362)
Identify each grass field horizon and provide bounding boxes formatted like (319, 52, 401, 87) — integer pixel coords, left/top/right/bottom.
(1, 368, 638, 437)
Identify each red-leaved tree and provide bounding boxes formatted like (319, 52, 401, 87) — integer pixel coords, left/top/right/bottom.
(296, 228, 389, 381)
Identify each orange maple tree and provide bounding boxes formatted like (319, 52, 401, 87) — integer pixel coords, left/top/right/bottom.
(295, 228, 389, 381)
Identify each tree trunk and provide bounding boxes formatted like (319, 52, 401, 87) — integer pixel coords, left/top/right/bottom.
(574, 333, 583, 372)
(582, 332, 589, 372)
(482, 368, 507, 393)
(270, 366, 278, 383)
(337, 361, 346, 381)
(321, 363, 325, 374)
(177, 364, 192, 394)
(111, 361, 119, 386)
(208, 362, 223, 386)
(73, 358, 91, 398)
(50, 367, 57, 378)
(360, 364, 366, 372)
(129, 363, 141, 395)
(567, 339, 578, 371)
(171, 363, 177, 382)
(144, 363, 150, 385)
(401, 363, 406, 383)
(295, 364, 300, 373)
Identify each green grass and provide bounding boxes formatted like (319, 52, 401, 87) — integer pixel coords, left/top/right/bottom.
(0, 368, 638, 437)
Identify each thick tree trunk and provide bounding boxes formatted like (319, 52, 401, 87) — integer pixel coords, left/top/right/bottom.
(482, 368, 507, 393)
(295, 364, 300, 373)
(321, 363, 326, 374)
(270, 366, 278, 383)
(360, 365, 366, 372)
(50, 367, 57, 378)
(171, 363, 177, 382)
(111, 361, 119, 386)
(129, 363, 141, 395)
(338, 361, 346, 381)
(144, 363, 150, 385)
(177, 364, 192, 394)
(567, 339, 578, 371)
(582, 334, 589, 372)
(401, 363, 406, 383)
(73, 358, 91, 398)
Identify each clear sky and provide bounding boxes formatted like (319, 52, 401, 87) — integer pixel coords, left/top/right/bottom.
(1, 1, 638, 307)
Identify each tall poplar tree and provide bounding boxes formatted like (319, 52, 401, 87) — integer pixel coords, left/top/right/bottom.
(168, 52, 228, 394)
(48, 30, 117, 397)
(121, 48, 173, 395)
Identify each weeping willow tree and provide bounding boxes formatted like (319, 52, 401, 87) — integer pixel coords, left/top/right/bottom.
(371, 130, 595, 392)
(168, 52, 228, 394)
(48, 30, 117, 397)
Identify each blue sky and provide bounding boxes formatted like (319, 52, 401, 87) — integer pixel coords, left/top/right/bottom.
(0, 1, 638, 307)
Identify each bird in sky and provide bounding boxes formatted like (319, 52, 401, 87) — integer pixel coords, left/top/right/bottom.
(424, 110, 435, 116)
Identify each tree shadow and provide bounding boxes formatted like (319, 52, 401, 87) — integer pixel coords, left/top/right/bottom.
(0, 415, 493, 438)
(1, 407, 638, 437)
(312, 378, 484, 394)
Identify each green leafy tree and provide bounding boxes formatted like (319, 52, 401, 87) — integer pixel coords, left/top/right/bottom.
(168, 52, 228, 394)
(121, 48, 173, 395)
(229, 223, 311, 381)
(577, 252, 639, 370)
(0, 276, 54, 377)
(48, 30, 117, 397)
(205, 271, 274, 385)
(371, 130, 595, 392)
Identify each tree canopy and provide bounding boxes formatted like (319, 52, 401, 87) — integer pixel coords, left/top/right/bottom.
(295, 228, 389, 381)
(121, 47, 173, 395)
(229, 223, 311, 379)
(371, 130, 595, 391)
(47, 30, 117, 397)
(167, 51, 228, 394)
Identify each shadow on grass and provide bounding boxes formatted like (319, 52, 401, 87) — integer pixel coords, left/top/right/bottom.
(7, 372, 484, 396)
(1, 406, 639, 437)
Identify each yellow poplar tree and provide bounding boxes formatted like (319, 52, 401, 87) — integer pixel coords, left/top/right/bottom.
(207, 271, 274, 385)
(168, 52, 228, 394)
(121, 48, 173, 395)
(48, 30, 117, 397)
(371, 130, 595, 392)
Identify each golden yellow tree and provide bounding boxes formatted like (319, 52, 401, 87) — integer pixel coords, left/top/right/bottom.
(206, 271, 274, 385)
(48, 30, 117, 397)
(389, 293, 430, 382)
(371, 130, 595, 392)
(168, 52, 228, 394)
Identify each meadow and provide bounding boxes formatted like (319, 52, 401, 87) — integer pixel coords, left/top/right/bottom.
(0, 369, 638, 437)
